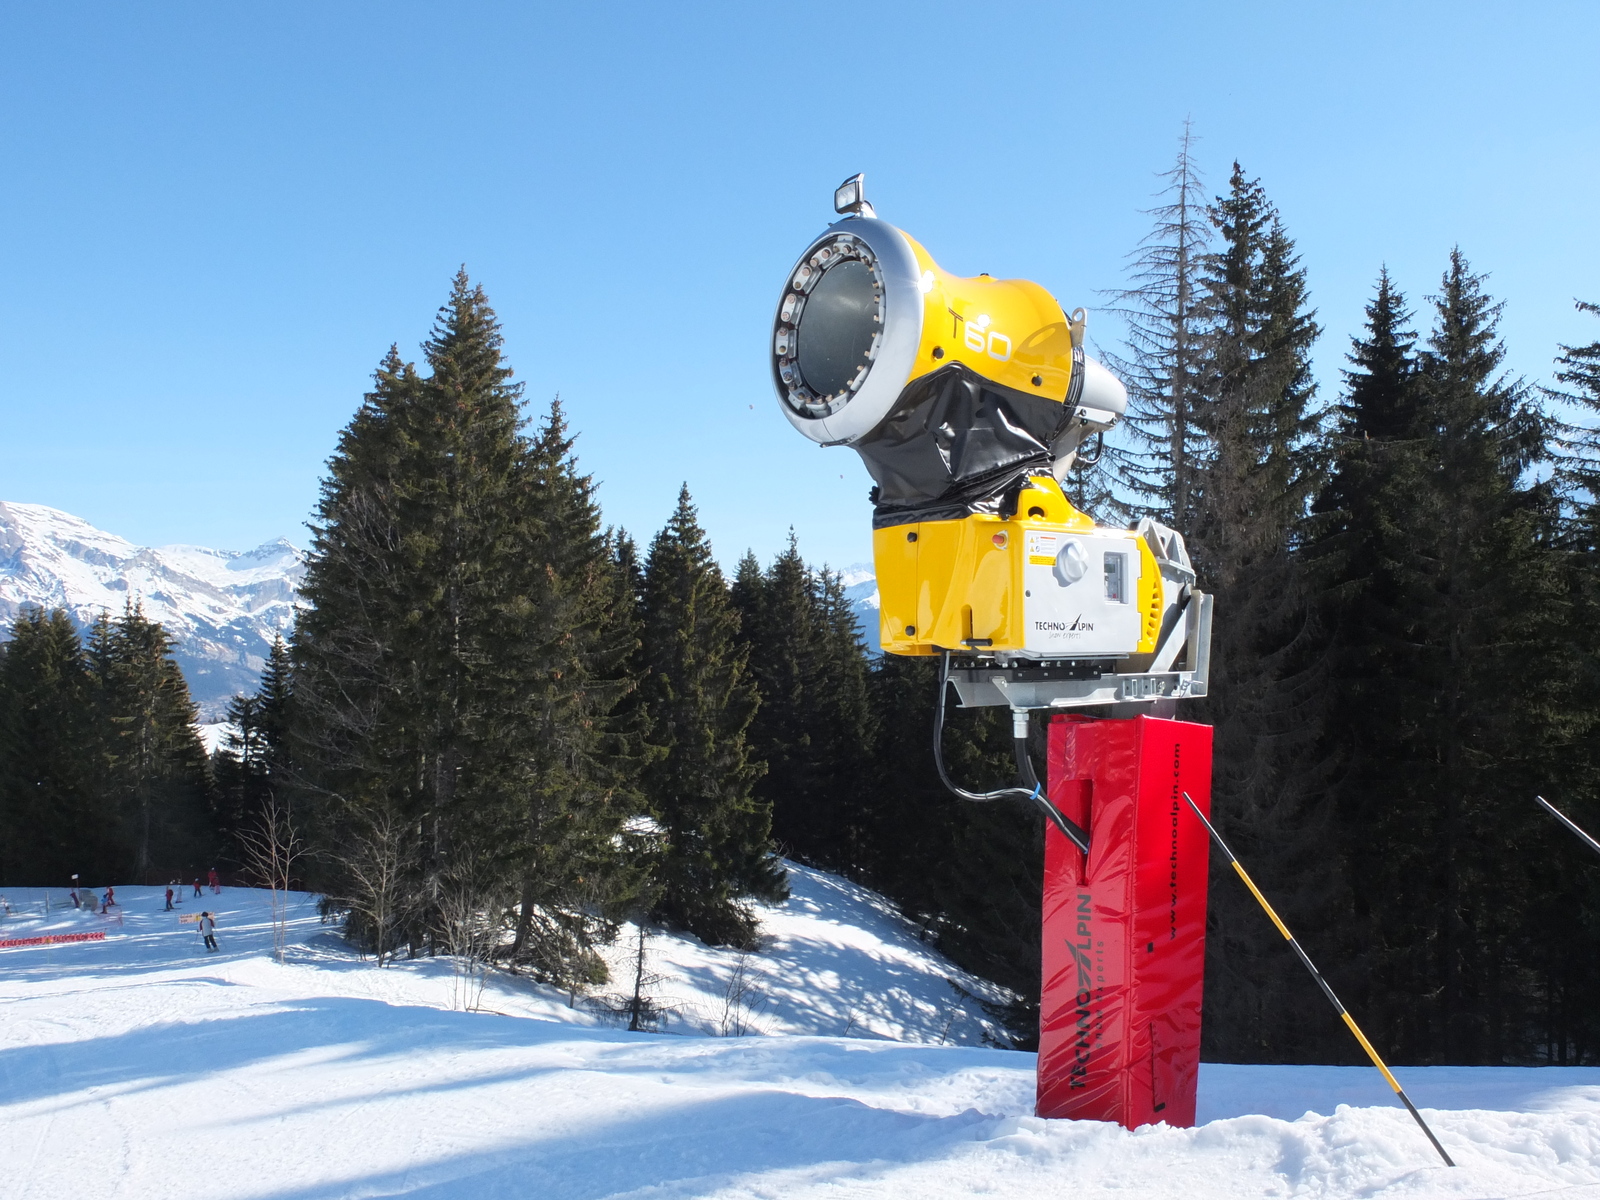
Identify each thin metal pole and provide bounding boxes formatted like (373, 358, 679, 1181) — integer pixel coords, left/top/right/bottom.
(1535, 795, 1600, 859)
(1182, 792, 1454, 1168)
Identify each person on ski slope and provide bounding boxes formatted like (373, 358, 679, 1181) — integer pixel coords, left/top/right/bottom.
(198, 911, 218, 952)
(101, 887, 114, 914)
(192, 878, 202, 898)
(208, 868, 219, 894)
(164, 884, 174, 911)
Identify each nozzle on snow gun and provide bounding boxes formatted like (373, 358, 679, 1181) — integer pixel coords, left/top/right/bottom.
(1534, 795, 1600, 859)
(1182, 792, 1455, 1168)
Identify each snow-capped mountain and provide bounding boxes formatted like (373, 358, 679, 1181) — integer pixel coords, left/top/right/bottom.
(0, 501, 885, 719)
(840, 560, 882, 652)
(0, 502, 304, 720)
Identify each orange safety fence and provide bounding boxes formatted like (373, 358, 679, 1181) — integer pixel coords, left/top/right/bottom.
(0, 931, 107, 950)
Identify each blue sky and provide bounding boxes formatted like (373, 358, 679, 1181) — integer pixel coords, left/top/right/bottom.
(1, 2, 1595, 571)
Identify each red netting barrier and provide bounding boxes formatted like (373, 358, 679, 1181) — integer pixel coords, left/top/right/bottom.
(0, 931, 107, 950)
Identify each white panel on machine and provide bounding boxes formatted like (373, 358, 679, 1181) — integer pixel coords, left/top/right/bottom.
(1021, 530, 1146, 658)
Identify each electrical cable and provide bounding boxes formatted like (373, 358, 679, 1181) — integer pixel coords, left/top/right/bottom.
(934, 651, 1090, 855)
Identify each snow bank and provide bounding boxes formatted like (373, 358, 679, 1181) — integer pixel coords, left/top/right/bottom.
(1, 873, 1597, 1199)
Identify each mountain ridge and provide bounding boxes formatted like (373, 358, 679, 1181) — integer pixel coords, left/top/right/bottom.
(0, 502, 304, 720)
(0, 503, 883, 716)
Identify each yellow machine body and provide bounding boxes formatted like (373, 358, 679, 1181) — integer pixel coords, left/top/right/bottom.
(873, 475, 1162, 659)
(899, 232, 1081, 403)
(773, 176, 1211, 704)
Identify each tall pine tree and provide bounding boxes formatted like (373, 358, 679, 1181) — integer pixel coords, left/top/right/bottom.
(214, 635, 294, 869)
(640, 486, 785, 946)
(85, 603, 213, 881)
(1191, 165, 1338, 1061)
(1317, 253, 1570, 1062)
(500, 400, 654, 983)
(294, 273, 645, 975)
(0, 608, 101, 883)
(1103, 121, 1212, 528)
(733, 535, 875, 872)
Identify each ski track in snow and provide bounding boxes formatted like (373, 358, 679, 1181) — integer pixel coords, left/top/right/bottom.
(1, 868, 1598, 1200)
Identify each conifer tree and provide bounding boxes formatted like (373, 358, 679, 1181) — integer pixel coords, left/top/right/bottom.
(500, 402, 653, 982)
(807, 565, 876, 870)
(734, 535, 817, 859)
(1317, 253, 1570, 1062)
(295, 273, 646, 974)
(1551, 300, 1600, 544)
(0, 608, 100, 882)
(1102, 122, 1212, 527)
(1540, 299, 1600, 1060)
(84, 603, 213, 880)
(640, 486, 785, 946)
(734, 539, 875, 873)
(857, 654, 1042, 1045)
(214, 635, 294, 866)
(294, 272, 544, 947)
(1190, 165, 1337, 1062)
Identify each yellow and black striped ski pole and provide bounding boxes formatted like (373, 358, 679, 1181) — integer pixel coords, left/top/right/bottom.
(1182, 792, 1454, 1168)
(1535, 795, 1600, 859)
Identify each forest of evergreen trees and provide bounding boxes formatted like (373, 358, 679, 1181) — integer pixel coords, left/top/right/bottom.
(3, 140, 1600, 1066)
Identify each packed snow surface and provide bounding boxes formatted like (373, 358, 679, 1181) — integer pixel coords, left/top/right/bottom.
(0, 501, 303, 719)
(2, 867, 1597, 1200)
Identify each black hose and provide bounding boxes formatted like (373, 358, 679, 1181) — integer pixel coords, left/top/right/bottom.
(935, 651, 1090, 854)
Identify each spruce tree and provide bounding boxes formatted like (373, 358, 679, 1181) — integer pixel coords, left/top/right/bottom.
(85, 603, 213, 881)
(0, 608, 100, 882)
(1541, 299, 1600, 1060)
(294, 275, 647, 976)
(857, 654, 1042, 1045)
(806, 565, 876, 871)
(640, 485, 785, 946)
(734, 535, 816, 861)
(501, 401, 653, 982)
(294, 273, 542, 952)
(1318, 253, 1570, 1062)
(1103, 121, 1212, 528)
(214, 635, 294, 867)
(735, 538, 876, 873)
(1191, 165, 1338, 1062)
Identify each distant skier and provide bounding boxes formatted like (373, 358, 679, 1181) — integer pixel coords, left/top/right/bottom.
(101, 887, 114, 914)
(199, 911, 218, 952)
(164, 884, 174, 911)
(193, 878, 202, 898)
(208, 868, 220, 894)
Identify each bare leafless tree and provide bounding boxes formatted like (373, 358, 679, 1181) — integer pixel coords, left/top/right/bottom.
(437, 864, 505, 1012)
(338, 806, 413, 965)
(717, 948, 766, 1037)
(238, 796, 306, 964)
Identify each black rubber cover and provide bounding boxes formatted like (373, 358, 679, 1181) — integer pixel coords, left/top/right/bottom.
(856, 363, 1067, 529)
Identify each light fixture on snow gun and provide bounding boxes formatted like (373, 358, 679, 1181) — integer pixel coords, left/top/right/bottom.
(770, 173, 1212, 705)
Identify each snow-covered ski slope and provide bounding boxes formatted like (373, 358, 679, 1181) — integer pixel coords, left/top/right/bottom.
(2, 866, 1598, 1200)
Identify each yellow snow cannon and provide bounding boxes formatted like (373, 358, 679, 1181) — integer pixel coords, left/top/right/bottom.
(770, 174, 1210, 709)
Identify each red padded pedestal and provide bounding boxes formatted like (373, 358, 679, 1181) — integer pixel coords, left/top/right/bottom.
(1036, 714, 1214, 1128)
